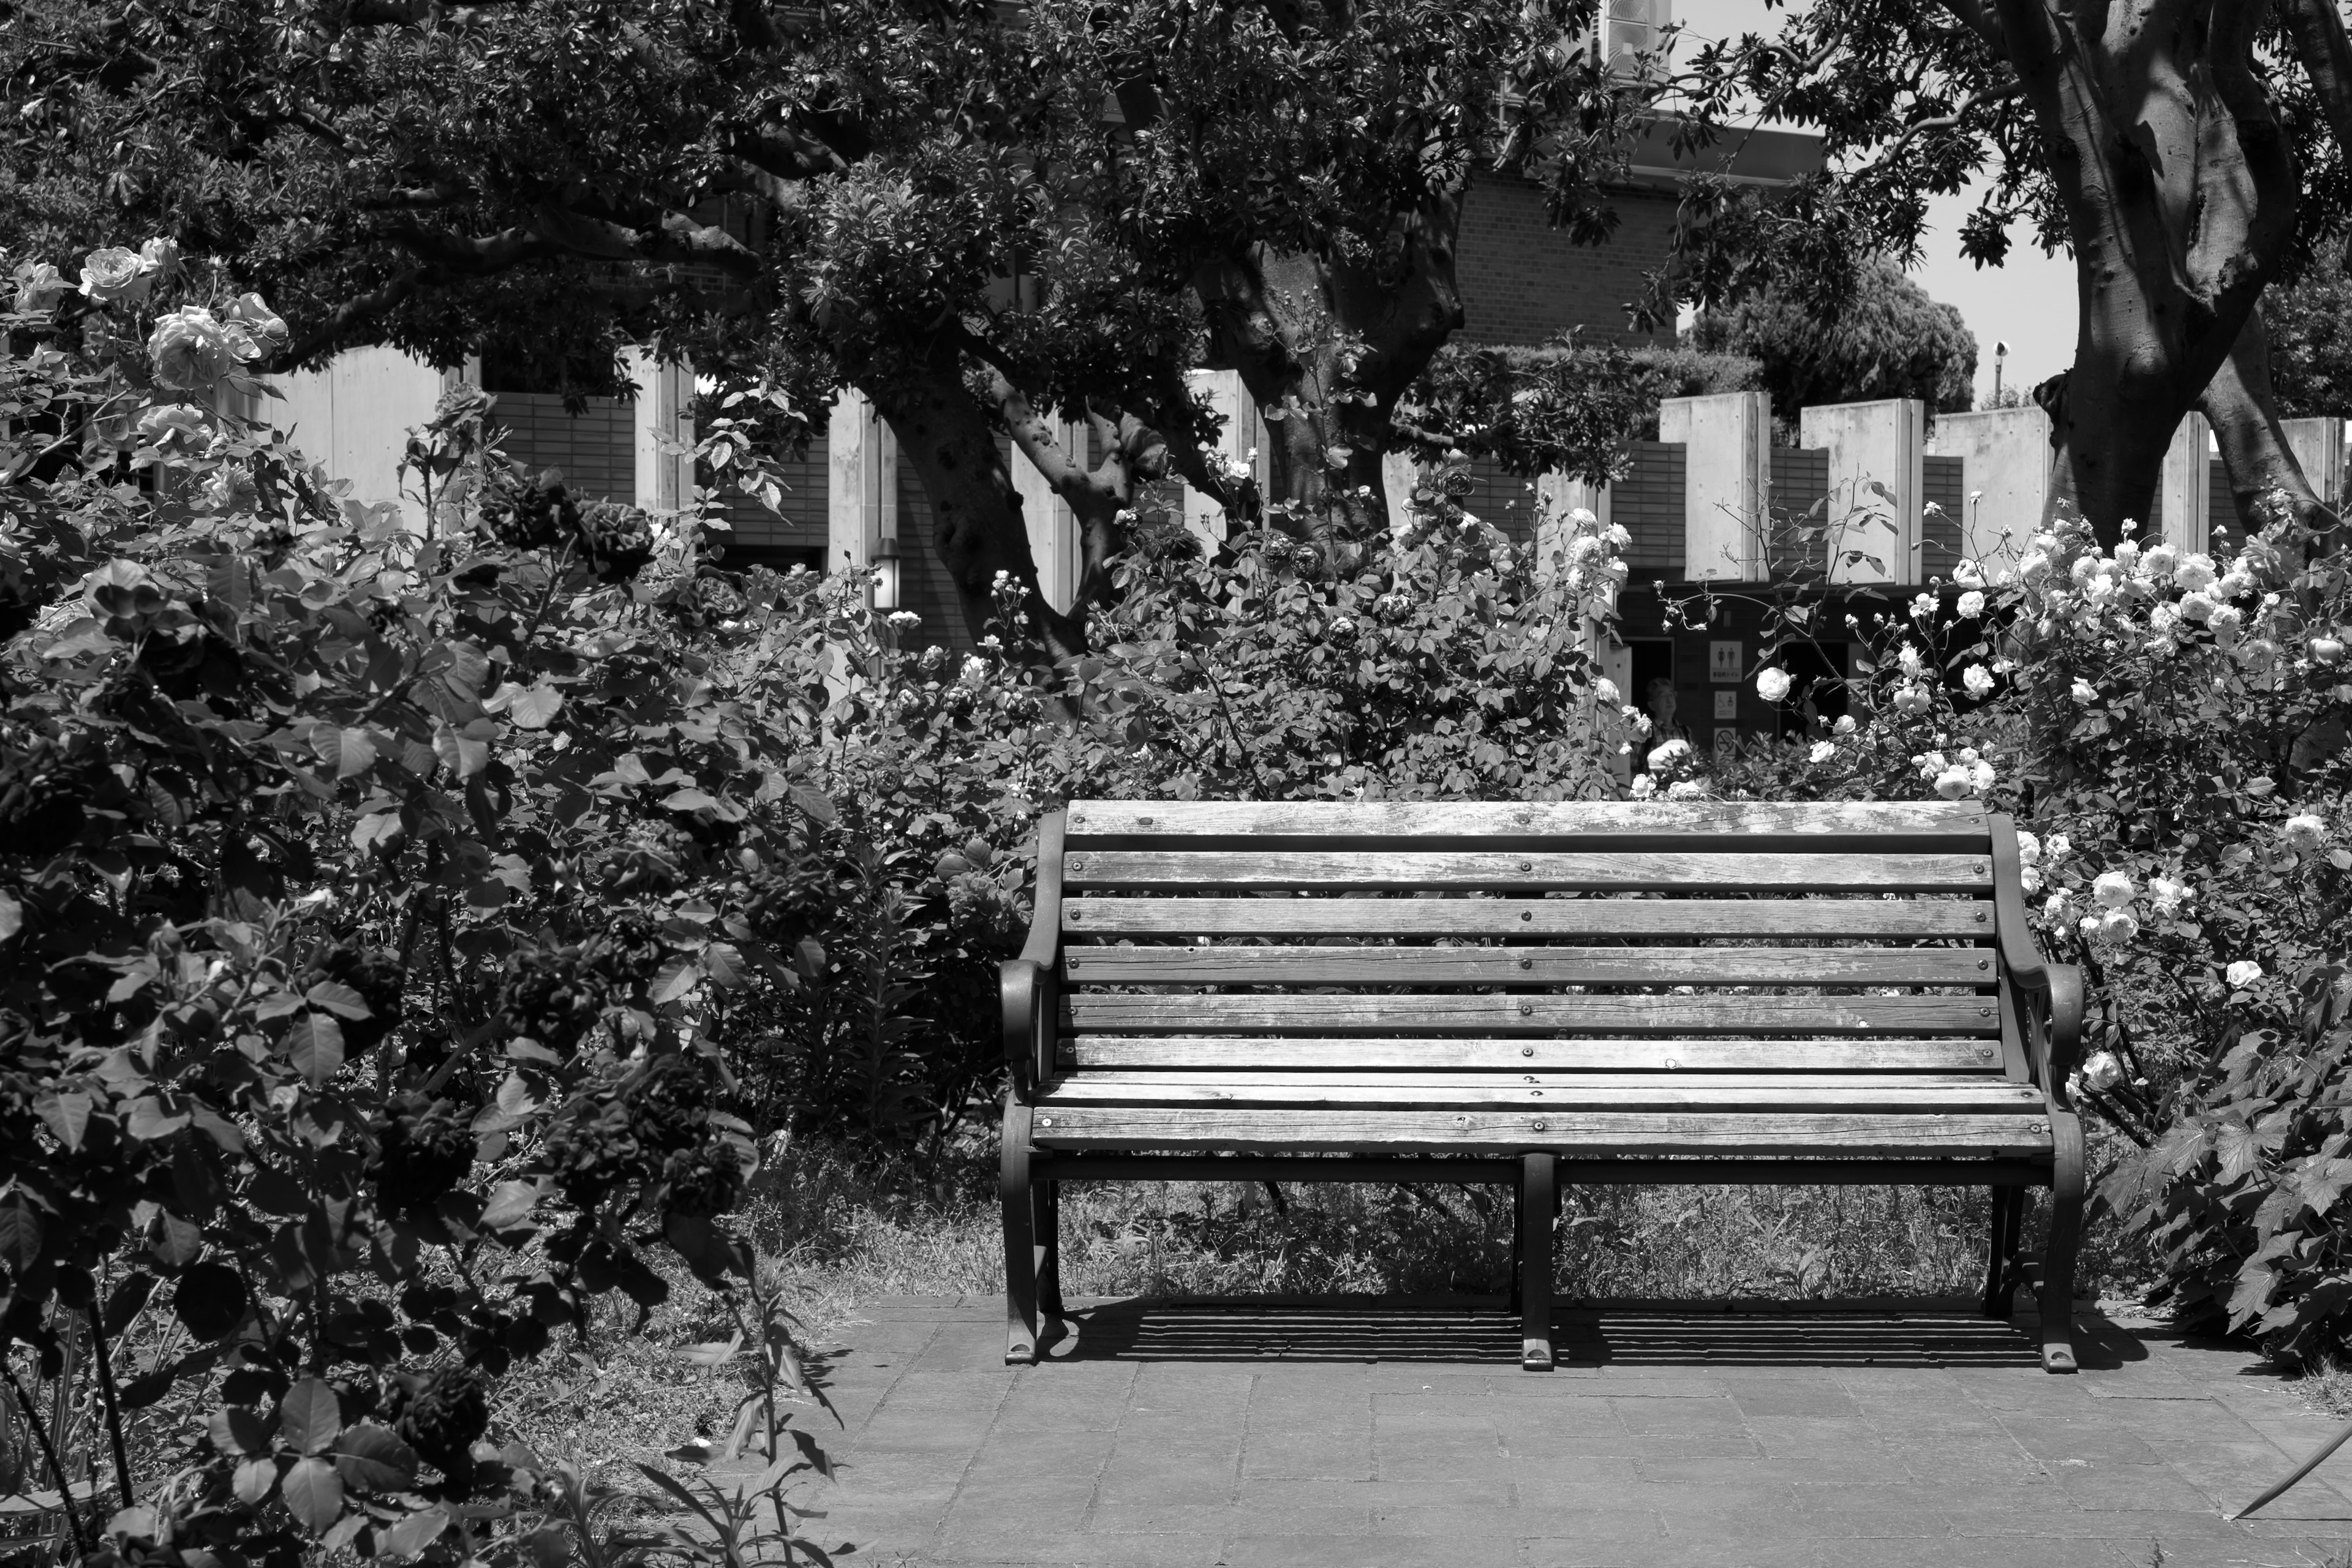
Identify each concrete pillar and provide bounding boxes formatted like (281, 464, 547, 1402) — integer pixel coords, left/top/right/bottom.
(1011, 415, 1084, 614)
(2283, 417, 2346, 507)
(1661, 391, 1769, 582)
(1181, 369, 1269, 551)
(271, 347, 472, 528)
(1925, 406, 2051, 581)
(2157, 411, 2211, 556)
(626, 349, 696, 515)
(826, 390, 897, 575)
(1801, 398, 1925, 584)
(1381, 451, 1421, 534)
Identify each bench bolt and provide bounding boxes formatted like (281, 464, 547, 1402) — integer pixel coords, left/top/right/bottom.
(1521, 1046, 1534, 1057)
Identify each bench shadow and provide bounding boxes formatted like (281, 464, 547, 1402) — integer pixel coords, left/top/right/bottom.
(1050, 1297, 2052, 1368)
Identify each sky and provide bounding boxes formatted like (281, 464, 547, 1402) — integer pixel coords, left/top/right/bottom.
(1668, 0, 2080, 407)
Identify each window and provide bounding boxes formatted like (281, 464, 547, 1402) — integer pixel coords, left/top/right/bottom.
(1605, 0, 1669, 76)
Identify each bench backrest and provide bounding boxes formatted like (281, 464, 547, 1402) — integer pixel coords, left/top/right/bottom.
(1038, 800, 2035, 1085)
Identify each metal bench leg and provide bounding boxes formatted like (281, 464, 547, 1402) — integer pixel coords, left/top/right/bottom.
(1036, 1178, 1065, 1322)
(2040, 1113, 2086, 1374)
(1001, 1095, 1041, 1366)
(1981, 1186, 2015, 1317)
(1519, 1154, 1555, 1371)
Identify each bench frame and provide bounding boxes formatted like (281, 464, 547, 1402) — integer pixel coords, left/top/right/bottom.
(999, 807, 2087, 1372)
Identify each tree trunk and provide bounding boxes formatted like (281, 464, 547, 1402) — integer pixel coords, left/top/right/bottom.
(2200, 310, 2341, 541)
(1193, 187, 1466, 548)
(1988, 0, 2299, 547)
(874, 366, 1087, 659)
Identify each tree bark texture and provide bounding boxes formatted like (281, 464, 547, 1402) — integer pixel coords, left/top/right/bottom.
(875, 366, 1088, 659)
(1193, 188, 1466, 547)
(1985, 0, 2297, 546)
(2200, 312, 2341, 541)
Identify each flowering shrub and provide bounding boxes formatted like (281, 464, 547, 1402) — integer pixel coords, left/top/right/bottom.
(0, 248, 839, 1565)
(1689, 500, 2352, 1355)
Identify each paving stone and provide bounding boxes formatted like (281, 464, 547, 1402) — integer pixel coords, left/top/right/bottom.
(1608, 1396, 1748, 1437)
(1728, 1383, 1864, 1418)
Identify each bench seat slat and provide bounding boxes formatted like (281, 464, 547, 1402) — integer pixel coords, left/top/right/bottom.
(1039, 1074, 2043, 1113)
(1063, 801, 1992, 852)
(1062, 993, 1999, 1035)
(1023, 1107, 2052, 1156)
(1063, 850, 1992, 892)
(1061, 946, 1995, 987)
(1064, 899, 1992, 939)
(1063, 1036, 2006, 1070)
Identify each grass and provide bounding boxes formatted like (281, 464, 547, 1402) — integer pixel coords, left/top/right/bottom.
(446, 1129, 2169, 1490)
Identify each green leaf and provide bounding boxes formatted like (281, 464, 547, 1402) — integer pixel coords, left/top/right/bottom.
(173, 1261, 249, 1340)
(650, 956, 701, 1005)
(480, 1180, 540, 1231)
(37, 1091, 91, 1152)
(304, 981, 372, 1020)
(333, 1424, 419, 1492)
(281, 1456, 344, 1534)
(0, 1204, 45, 1271)
(0, 892, 20, 941)
(378, 1508, 450, 1560)
(279, 1378, 342, 1455)
(285, 1014, 346, 1087)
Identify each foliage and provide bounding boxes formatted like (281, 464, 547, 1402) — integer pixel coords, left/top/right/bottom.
(1398, 337, 1762, 485)
(0, 254, 837, 1565)
(1679, 486, 2352, 1356)
(1686, 260, 1976, 420)
(2258, 249, 2352, 421)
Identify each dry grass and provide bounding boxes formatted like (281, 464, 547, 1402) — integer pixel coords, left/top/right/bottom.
(748, 1136, 2152, 1341)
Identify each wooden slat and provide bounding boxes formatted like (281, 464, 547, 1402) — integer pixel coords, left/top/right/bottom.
(1061, 850, 1991, 892)
(1022, 1107, 2053, 1156)
(1061, 945, 1996, 987)
(1063, 800, 1992, 853)
(1063, 1036, 2007, 1071)
(1061, 993, 1999, 1036)
(1065, 899, 1993, 940)
(1039, 1073, 2046, 1114)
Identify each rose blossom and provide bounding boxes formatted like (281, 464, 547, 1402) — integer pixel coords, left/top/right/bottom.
(2092, 871, 2136, 910)
(78, 246, 156, 306)
(148, 307, 237, 392)
(1756, 667, 1792, 703)
(2284, 814, 2328, 853)
(2226, 960, 2263, 987)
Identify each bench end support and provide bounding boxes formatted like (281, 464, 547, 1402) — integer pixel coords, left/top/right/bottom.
(1519, 1153, 1556, 1372)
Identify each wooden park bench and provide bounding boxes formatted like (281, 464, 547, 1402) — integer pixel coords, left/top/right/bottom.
(998, 801, 2087, 1373)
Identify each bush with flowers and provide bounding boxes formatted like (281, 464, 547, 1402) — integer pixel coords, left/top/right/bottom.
(1689, 499, 2352, 1359)
(0, 243, 869, 1566)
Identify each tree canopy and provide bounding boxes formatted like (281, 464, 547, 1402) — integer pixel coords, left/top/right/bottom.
(2259, 249, 2352, 421)
(1689, 260, 1976, 421)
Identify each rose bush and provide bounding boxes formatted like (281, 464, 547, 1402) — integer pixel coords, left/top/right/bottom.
(1691, 495, 2352, 1357)
(0, 248, 847, 1567)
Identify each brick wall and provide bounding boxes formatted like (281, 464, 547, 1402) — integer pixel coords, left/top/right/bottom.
(491, 393, 633, 504)
(718, 439, 828, 568)
(1923, 454, 1964, 579)
(1456, 175, 1679, 347)
(1615, 440, 1684, 576)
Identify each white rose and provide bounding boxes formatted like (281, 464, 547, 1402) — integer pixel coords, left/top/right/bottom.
(2045, 891, 2071, 919)
(2092, 870, 2136, 910)
(1666, 780, 1707, 799)
(1594, 677, 1620, 704)
(78, 244, 157, 305)
(2284, 814, 2328, 853)
(1911, 593, 1937, 620)
(2114, 540, 2141, 571)
(2016, 831, 2041, 867)
(2099, 908, 2139, 944)
(1627, 774, 1657, 799)
(2226, 959, 2263, 987)
(1956, 590, 1986, 619)
(148, 307, 237, 392)
(2070, 679, 2098, 704)
(1647, 739, 1692, 771)
(2149, 876, 2190, 914)
(1933, 764, 1975, 801)
(2176, 553, 2218, 592)
(2019, 551, 2053, 585)
(2047, 835, 2071, 862)
(2078, 914, 2105, 941)
(1809, 740, 1836, 764)
(1962, 664, 1994, 699)
(1954, 559, 1985, 588)
(1756, 667, 1792, 703)
(1833, 715, 1856, 736)
(2138, 543, 2178, 579)
(2177, 590, 2217, 624)
(2021, 866, 2043, 895)
(2218, 570, 2256, 600)
(1898, 644, 1925, 677)
(2081, 1051, 2125, 1092)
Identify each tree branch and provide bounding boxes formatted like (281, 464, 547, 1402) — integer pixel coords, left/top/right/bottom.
(2281, 0, 2352, 158)
(1849, 82, 2023, 180)
(277, 267, 423, 368)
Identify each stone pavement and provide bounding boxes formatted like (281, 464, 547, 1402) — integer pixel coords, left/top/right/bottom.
(776, 1296, 2352, 1567)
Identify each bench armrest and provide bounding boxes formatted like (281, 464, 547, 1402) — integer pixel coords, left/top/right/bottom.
(1990, 815, 2084, 1099)
(1000, 810, 1066, 1098)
